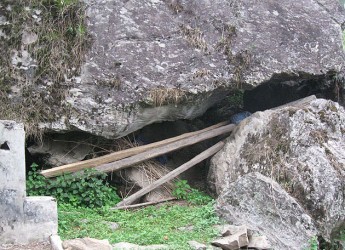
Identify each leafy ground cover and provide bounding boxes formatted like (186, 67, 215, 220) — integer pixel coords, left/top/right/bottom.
(58, 201, 220, 249)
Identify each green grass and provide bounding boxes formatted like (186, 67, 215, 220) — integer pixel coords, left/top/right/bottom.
(58, 202, 221, 249)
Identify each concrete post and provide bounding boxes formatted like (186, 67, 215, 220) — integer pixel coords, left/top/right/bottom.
(0, 120, 58, 244)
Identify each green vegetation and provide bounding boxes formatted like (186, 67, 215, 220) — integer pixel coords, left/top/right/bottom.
(27, 163, 120, 208)
(0, 0, 90, 139)
(227, 89, 244, 108)
(304, 231, 345, 250)
(304, 236, 318, 250)
(172, 179, 213, 205)
(27, 165, 221, 248)
(59, 201, 220, 249)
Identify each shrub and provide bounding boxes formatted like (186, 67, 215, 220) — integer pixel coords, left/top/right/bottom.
(27, 163, 121, 208)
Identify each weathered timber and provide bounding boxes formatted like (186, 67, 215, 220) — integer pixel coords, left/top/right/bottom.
(41, 121, 229, 178)
(272, 95, 316, 110)
(115, 141, 225, 207)
(96, 125, 234, 174)
(112, 197, 176, 210)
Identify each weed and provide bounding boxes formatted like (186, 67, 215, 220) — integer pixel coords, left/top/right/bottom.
(304, 236, 318, 250)
(168, 0, 183, 14)
(180, 24, 208, 52)
(172, 180, 191, 199)
(227, 89, 244, 108)
(192, 68, 211, 79)
(27, 163, 120, 208)
(172, 180, 213, 205)
(147, 87, 187, 107)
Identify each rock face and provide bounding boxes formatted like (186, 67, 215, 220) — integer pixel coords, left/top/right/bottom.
(209, 99, 345, 249)
(1, 0, 344, 138)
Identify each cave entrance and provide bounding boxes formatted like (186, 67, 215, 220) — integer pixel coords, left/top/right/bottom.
(25, 71, 345, 205)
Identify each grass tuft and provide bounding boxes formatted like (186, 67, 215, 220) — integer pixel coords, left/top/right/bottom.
(180, 24, 208, 52)
(147, 87, 187, 107)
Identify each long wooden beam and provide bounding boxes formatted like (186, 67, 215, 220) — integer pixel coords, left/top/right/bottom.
(112, 197, 177, 210)
(272, 95, 316, 110)
(41, 121, 229, 178)
(96, 124, 234, 173)
(114, 141, 225, 207)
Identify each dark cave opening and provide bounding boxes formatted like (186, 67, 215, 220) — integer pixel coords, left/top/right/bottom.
(243, 72, 344, 112)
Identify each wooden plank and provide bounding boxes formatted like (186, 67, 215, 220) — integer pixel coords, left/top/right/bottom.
(114, 141, 225, 207)
(41, 121, 229, 178)
(272, 95, 316, 110)
(96, 125, 234, 173)
(112, 197, 177, 210)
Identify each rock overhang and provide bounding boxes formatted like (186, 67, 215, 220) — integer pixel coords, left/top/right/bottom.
(2, 0, 345, 139)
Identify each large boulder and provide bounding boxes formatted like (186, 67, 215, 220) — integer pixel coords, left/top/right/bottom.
(209, 98, 345, 248)
(0, 0, 344, 138)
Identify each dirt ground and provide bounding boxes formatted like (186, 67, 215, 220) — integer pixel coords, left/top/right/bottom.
(0, 241, 50, 250)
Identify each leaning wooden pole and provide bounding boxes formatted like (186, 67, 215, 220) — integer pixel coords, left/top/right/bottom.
(272, 95, 316, 110)
(41, 121, 229, 178)
(115, 141, 225, 207)
(96, 124, 234, 173)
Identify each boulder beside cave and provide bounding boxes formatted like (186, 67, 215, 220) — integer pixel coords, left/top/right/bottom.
(209, 98, 345, 248)
(216, 172, 318, 250)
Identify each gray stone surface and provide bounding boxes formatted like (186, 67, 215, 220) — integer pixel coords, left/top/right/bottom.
(0, 120, 58, 244)
(211, 225, 248, 250)
(28, 133, 94, 166)
(63, 238, 112, 250)
(2, 0, 345, 139)
(217, 172, 317, 250)
(248, 235, 271, 250)
(63, 0, 345, 138)
(210, 99, 345, 249)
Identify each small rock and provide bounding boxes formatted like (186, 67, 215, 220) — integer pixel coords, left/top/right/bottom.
(21, 30, 38, 45)
(211, 237, 239, 250)
(106, 221, 120, 231)
(178, 225, 194, 231)
(207, 246, 222, 250)
(112, 242, 139, 250)
(112, 242, 168, 250)
(188, 240, 207, 250)
(63, 237, 112, 250)
(211, 226, 248, 250)
(248, 235, 271, 250)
